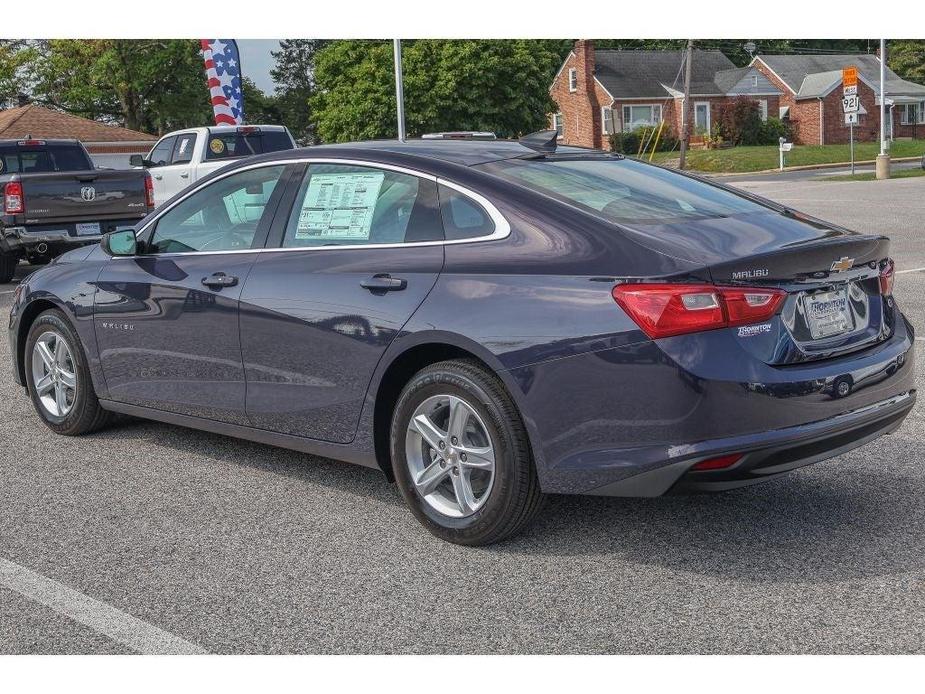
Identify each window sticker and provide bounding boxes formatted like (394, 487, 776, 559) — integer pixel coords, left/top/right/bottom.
(0, 159, 4, 173)
(209, 138, 226, 155)
(294, 172, 385, 241)
(178, 138, 190, 155)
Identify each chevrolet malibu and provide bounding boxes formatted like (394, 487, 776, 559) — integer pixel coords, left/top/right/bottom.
(7, 132, 916, 545)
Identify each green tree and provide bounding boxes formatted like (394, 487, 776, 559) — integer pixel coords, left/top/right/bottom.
(240, 76, 282, 124)
(271, 39, 328, 144)
(31, 39, 212, 134)
(887, 41, 925, 83)
(310, 40, 560, 143)
(0, 40, 38, 106)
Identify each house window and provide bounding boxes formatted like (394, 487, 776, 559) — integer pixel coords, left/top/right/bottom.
(694, 102, 711, 134)
(568, 68, 578, 92)
(901, 102, 925, 125)
(553, 113, 564, 137)
(752, 74, 759, 87)
(758, 99, 768, 122)
(602, 107, 614, 135)
(621, 104, 662, 132)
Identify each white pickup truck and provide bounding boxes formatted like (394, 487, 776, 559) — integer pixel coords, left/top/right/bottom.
(131, 125, 297, 206)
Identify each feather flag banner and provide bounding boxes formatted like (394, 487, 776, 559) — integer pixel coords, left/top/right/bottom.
(200, 39, 244, 125)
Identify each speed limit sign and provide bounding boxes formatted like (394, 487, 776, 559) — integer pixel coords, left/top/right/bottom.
(843, 94, 860, 113)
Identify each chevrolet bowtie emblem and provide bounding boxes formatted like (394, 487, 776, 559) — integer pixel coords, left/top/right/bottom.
(830, 257, 854, 273)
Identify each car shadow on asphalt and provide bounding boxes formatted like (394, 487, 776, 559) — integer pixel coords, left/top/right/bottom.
(95, 417, 925, 585)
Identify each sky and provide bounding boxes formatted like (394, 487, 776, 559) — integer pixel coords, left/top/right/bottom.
(236, 39, 283, 94)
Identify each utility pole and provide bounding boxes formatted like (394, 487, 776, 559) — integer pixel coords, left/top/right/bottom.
(679, 39, 693, 170)
(393, 39, 406, 142)
(876, 38, 890, 179)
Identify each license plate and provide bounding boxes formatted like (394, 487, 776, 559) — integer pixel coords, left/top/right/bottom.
(805, 287, 852, 339)
(75, 222, 101, 236)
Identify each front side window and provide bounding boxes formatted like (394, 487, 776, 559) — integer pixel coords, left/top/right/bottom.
(148, 165, 285, 253)
(148, 136, 177, 167)
(281, 164, 441, 248)
(622, 104, 662, 132)
(602, 107, 615, 135)
(478, 156, 769, 225)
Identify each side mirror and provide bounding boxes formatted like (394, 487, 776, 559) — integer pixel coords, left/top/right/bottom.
(101, 230, 137, 257)
(129, 154, 145, 168)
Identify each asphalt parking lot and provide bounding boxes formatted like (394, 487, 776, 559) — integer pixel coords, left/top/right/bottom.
(1, 174, 923, 654)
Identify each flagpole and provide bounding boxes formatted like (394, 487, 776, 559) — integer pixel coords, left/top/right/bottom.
(393, 39, 406, 142)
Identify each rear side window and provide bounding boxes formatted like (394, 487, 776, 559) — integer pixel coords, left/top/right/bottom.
(172, 134, 197, 164)
(204, 130, 293, 161)
(0, 143, 92, 173)
(281, 164, 442, 248)
(479, 157, 768, 224)
(438, 184, 495, 240)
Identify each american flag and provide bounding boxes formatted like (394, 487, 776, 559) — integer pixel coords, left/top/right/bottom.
(200, 39, 245, 125)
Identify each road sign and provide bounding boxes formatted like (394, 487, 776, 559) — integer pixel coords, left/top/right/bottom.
(843, 85, 857, 96)
(843, 66, 858, 88)
(843, 94, 860, 113)
(845, 112, 859, 125)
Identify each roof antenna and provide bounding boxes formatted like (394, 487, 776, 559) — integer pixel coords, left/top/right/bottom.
(519, 129, 558, 154)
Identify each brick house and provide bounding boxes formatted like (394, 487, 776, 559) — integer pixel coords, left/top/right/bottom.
(550, 40, 781, 150)
(0, 104, 156, 168)
(751, 54, 925, 144)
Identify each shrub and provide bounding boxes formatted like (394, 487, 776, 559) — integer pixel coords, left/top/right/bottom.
(758, 117, 792, 145)
(717, 97, 763, 146)
(609, 124, 679, 155)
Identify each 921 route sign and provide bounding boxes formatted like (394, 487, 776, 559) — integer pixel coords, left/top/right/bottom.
(843, 94, 860, 113)
(842, 66, 859, 113)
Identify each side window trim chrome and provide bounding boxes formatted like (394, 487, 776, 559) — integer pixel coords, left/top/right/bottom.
(132, 157, 510, 257)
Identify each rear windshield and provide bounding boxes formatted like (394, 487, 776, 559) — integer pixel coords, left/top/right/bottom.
(0, 143, 93, 174)
(477, 157, 769, 224)
(204, 130, 293, 161)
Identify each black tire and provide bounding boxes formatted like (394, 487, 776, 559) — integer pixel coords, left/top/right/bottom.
(390, 359, 544, 546)
(24, 309, 112, 436)
(0, 254, 17, 283)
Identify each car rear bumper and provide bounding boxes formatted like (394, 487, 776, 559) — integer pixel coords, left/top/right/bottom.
(509, 311, 916, 496)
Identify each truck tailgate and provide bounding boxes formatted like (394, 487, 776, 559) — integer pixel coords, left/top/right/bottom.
(19, 170, 149, 223)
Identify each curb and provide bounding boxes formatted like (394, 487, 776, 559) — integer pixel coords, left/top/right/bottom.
(704, 155, 923, 178)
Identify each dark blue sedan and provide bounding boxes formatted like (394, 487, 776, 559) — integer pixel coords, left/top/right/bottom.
(7, 133, 916, 545)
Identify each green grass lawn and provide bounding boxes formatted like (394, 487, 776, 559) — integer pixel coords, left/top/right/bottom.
(821, 167, 925, 182)
(648, 140, 925, 173)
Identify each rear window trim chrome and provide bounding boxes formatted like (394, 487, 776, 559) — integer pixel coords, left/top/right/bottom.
(131, 157, 511, 257)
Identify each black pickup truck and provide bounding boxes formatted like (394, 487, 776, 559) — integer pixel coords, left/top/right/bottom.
(0, 138, 154, 282)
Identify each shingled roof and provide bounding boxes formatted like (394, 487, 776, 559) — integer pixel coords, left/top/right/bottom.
(594, 49, 738, 98)
(756, 54, 925, 100)
(0, 104, 156, 142)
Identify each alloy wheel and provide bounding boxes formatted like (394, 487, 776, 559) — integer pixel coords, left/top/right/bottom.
(405, 394, 496, 518)
(31, 331, 77, 418)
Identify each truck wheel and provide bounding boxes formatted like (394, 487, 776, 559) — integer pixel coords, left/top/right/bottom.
(25, 309, 112, 436)
(0, 254, 17, 283)
(390, 359, 545, 546)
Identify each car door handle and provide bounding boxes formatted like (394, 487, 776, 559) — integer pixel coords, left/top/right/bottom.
(360, 274, 407, 292)
(180, 172, 189, 179)
(201, 272, 238, 289)
(153, 174, 163, 180)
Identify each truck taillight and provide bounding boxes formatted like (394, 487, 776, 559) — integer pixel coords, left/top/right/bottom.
(4, 181, 24, 214)
(144, 173, 155, 209)
(612, 283, 787, 339)
(879, 259, 895, 296)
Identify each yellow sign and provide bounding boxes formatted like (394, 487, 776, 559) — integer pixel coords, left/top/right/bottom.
(842, 66, 858, 88)
(209, 138, 226, 155)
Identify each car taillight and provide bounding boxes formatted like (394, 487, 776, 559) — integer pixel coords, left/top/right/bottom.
(4, 181, 24, 214)
(612, 283, 787, 339)
(879, 259, 894, 296)
(144, 172, 155, 209)
(690, 454, 743, 471)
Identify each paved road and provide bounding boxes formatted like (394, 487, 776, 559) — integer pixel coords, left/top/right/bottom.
(1, 174, 924, 654)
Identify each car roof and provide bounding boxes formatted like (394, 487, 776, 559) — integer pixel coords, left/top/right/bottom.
(304, 139, 596, 167)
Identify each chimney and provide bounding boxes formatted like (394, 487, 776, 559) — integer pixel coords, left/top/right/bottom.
(574, 40, 596, 93)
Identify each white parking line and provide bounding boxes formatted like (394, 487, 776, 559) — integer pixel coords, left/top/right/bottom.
(897, 267, 925, 275)
(0, 557, 207, 654)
